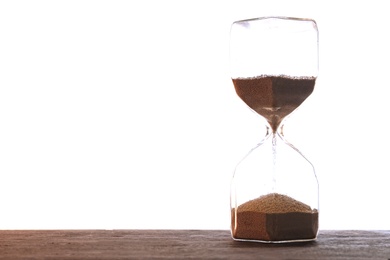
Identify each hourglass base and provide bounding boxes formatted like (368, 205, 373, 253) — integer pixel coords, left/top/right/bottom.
(231, 236, 318, 244)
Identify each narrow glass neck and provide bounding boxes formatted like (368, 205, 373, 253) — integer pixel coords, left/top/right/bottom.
(265, 122, 285, 137)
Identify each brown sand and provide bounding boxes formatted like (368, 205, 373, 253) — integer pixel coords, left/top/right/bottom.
(231, 193, 318, 241)
(232, 75, 315, 132)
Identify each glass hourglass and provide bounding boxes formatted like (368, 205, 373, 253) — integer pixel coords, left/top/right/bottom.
(230, 17, 319, 243)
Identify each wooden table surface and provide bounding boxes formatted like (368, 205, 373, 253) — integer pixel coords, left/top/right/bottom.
(0, 230, 389, 259)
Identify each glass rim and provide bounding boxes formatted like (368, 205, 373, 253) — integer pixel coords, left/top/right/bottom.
(232, 16, 317, 25)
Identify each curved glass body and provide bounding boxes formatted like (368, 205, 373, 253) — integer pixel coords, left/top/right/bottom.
(230, 17, 319, 243)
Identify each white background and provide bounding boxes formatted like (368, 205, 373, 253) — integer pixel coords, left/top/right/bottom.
(0, 0, 389, 230)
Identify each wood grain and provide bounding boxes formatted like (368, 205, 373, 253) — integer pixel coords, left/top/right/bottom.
(0, 230, 389, 259)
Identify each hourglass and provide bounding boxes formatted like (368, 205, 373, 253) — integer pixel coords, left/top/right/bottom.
(230, 17, 319, 243)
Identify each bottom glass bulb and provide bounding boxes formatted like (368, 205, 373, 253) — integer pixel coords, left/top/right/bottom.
(230, 128, 319, 243)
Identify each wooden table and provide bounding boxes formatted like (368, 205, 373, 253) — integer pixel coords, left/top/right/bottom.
(0, 230, 389, 259)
